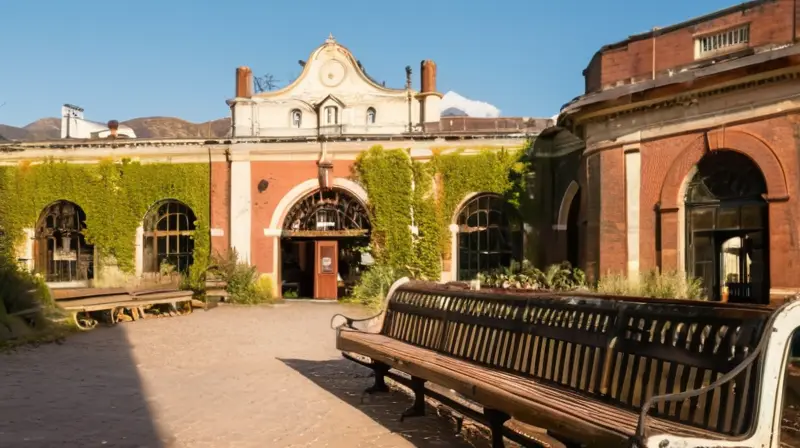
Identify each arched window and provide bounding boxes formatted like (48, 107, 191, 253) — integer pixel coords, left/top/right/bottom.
(283, 188, 370, 235)
(685, 150, 768, 303)
(290, 109, 302, 128)
(34, 200, 94, 282)
(142, 200, 197, 273)
(455, 194, 522, 281)
(324, 106, 338, 125)
(366, 107, 376, 125)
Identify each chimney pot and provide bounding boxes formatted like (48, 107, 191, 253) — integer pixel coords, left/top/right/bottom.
(236, 66, 253, 98)
(107, 120, 119, 138)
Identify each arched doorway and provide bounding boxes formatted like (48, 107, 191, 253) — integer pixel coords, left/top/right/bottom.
(280, 188, 370, 299)
(34, 200, 94, 283)
(685, 150, 768, 303)
(142, 200, 197, 274)
(566, 190, 581, 268)
(455, 193, 522, 281)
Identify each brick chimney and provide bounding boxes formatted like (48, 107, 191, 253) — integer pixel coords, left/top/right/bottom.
(235, 66, 253, 98)
(420, 60, 437, 93)
(107, 120, 119, 138)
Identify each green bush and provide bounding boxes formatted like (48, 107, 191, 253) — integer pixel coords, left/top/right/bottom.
(478, 260, 587, 292)
(596, 269, 706, 300)
(349, 263, 407, 310)
(211, 250, 276, 305)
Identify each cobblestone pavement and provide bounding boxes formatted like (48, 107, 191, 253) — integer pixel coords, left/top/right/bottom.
(0, 302, 490, 448)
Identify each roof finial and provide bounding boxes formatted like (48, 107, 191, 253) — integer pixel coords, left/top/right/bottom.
(326, 33, 336, 44)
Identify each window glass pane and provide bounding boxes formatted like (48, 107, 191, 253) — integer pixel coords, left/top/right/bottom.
(741, 204, 764, 229)
(716, 207, 740, 230)
(690, 208, 715, 231)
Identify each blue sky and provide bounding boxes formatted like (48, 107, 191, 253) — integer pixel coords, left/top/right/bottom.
(1, 0, 740, 127)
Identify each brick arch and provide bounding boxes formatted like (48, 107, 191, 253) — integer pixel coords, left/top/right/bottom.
(659, 129, 789, 209)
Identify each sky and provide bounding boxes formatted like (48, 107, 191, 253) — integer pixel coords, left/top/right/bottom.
(0, 0, 742, 127)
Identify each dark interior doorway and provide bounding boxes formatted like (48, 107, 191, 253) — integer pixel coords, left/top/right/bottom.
(34, 200, 94, 283)
(685, 150, 768, 304)
(279, 188, 371, 299)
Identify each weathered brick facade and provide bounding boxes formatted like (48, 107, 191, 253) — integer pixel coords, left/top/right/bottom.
(539, 0, 800, 303)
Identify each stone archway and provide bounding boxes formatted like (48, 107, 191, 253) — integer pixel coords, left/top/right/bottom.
(684, 150, 769, 303)
(34, 200, 94, 284)
(276, 183, 371, 299)
(658, 130, 789, 277)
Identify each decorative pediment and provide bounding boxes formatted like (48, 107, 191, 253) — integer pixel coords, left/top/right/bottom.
(314, 94, 347, 111)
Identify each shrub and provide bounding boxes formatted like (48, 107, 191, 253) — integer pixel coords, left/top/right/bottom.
(349, 263, 406, 310)
(478, 260, 587, 292)
(596, 269, 706, 300)
(210, 250, 276, 305)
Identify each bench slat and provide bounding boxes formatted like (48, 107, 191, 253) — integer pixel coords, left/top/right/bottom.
(374, 281, 773, 439)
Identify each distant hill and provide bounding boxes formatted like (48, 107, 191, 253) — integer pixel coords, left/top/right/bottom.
(0, 117, 232, 141)
(441, 107, 468, 117)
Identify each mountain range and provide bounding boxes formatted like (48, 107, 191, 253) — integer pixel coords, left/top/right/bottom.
(0, 91, 503, 141)
(0, 117, 232, 141)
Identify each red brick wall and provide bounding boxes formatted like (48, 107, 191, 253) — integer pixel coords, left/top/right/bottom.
(249, 159, 358, 275)
(636, 113, 800, 289)
(585, 0, 795, 92)
(210, 162, 230, 257)
(582, 147, 627, 278)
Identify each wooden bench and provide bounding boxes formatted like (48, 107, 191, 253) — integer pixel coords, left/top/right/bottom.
(334, 278, 800, 448)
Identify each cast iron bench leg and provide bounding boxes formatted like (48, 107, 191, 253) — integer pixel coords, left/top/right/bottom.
(485, 409, 510, 448)
(400, 376, 427, 421)
(364, 362, 391, 394)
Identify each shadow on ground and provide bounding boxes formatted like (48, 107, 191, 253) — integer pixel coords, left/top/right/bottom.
(0, 325, 166, 448)
(280, 357, 487, 447)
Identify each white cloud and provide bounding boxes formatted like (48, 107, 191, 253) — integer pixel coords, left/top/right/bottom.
(440, 91, 501, 118)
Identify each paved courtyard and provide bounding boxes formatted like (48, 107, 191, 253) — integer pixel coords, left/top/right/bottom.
(0, 302, 490, 448)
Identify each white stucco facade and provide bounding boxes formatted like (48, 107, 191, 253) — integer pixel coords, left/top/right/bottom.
(61, 104, 137, 139)
(227, 35, 442, 138)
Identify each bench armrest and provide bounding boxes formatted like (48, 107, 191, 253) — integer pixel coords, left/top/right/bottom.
(633, 308, 781, 445)
(330, 311, 384, 333)
(330, 277, 411, 334)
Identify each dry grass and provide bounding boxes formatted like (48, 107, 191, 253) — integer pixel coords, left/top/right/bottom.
(597, 269, 706, 300)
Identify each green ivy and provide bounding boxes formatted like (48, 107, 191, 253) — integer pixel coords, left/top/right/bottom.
(411, 161, 442, 279)
(354, 144, 532, 280)
(0, 159, 210, 274)
(354, 146, 414, 269)
(432, 147, 528, 261)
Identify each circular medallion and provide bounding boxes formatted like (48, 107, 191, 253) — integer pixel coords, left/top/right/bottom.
(320, 59, 346, 87)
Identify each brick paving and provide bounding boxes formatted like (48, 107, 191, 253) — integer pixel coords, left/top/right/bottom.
(0, 302, 489, 448)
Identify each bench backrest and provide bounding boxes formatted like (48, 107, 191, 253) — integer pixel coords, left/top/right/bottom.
(380, 281, 774, 436)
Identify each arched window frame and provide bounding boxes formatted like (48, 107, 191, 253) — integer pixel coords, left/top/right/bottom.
(34, 200, 94, 283)
(282, 188, 370, 236)
(366, 107, 376, 125)
(684, 150, 769, 303)
(290, 109, 302, 128)
(455, 193, 522, 281)
(142, 200, 197, 274)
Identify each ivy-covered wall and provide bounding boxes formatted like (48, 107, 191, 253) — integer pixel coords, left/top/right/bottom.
(354, 144, 532, 280)
(0, 159, 210, 275)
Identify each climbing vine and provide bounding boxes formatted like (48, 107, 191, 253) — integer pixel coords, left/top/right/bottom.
(0, 159, 210, 274)
(354, 146, 414, 269)
(432, 147, 529, 262)
(354, 143, 532, 281)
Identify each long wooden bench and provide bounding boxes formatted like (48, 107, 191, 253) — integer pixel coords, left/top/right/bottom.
(334, 278, 800, 447)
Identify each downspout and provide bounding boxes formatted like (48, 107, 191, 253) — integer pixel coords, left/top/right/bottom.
(794, 0, 798, 44)
(652, 27, 660, 80)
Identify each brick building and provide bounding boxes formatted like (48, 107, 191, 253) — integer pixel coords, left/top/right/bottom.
(535, 0, 800, 304)
(0, 36, 550, 299)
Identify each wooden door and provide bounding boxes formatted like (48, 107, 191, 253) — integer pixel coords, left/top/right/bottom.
(314, 240, 338, 300)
